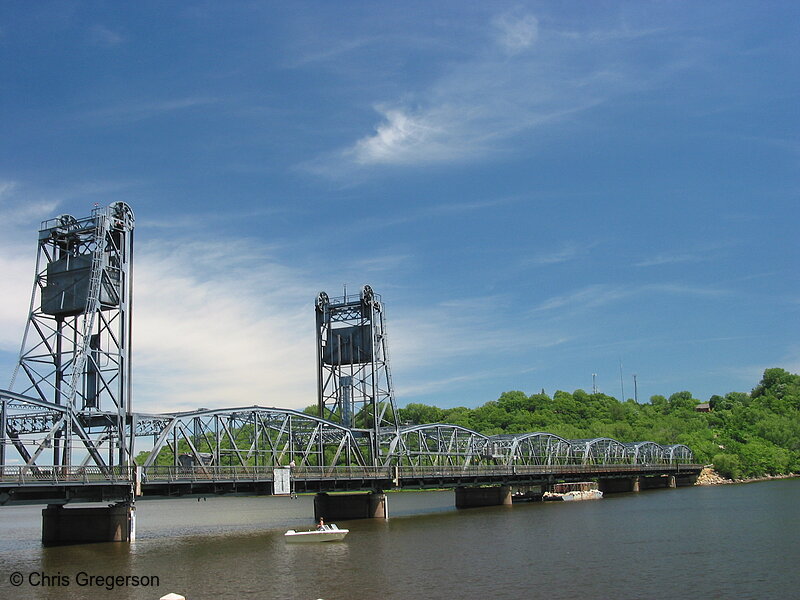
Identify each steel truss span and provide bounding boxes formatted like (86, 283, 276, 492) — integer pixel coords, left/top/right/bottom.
(2, 391, 695, 470)
(0, 204, 696, 475)
(132, 412, 694, 469)
(137, 406, 369, 469)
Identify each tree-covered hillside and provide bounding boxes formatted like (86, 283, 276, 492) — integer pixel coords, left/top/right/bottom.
(398, 368, 800, 479)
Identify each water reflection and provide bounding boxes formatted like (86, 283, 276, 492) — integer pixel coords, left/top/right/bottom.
(0, 483, 798, 599)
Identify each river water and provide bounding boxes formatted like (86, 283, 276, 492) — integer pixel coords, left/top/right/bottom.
(0, 479, 798, 599)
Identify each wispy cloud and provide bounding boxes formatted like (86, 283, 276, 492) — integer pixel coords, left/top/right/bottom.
(635, 252, 708, 267)
(345, 105, 474, 166)
(533, 282, 728, 314)
(120, 238, 318, 413)
(284, 36, 379, 69)
(534, 284, 631, 313)
(524, 241, 598, 266)
(389, 295, 570, 372)
(345, 254, 411, 274)
(0, 182, 62, 350)
(310, 11, 681, 175)
(492, 11, 539, 55)
(83, 97, 220, 124)
(89, 24, 125, 47)
(399, 370, 500, 398)
(0, 180, 61, 227)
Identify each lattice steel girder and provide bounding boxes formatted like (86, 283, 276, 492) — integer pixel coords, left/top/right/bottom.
(138, 406, 368, 469)
(661, 444, 694, 463)
(7, 203, 134, 467)
(487, 432, 574, 466)
(622, 441, 666, 464)
(569, 438, 630, 464)
(315, 285, 398, 465)
(377, 424, 490, 467)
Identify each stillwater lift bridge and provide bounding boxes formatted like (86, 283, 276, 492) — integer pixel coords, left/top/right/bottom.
(0, 204, 701, 545)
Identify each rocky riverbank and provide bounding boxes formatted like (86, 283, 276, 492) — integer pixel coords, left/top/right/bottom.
(695, 466, 798, 485)
(696, 467, 732, 485)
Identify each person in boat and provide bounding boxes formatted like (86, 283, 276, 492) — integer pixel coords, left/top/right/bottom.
(317, 517, 325, 531)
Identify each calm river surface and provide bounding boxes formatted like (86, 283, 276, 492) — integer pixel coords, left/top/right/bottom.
(0, 479, 798, 599)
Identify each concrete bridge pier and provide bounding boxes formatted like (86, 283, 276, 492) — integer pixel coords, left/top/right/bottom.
(598, 478, 639, 494)
(639, 474, 679, 489)
(314, 491, 387, 521)
(454, 485, 512, 509)
(42, 502, 136, 546)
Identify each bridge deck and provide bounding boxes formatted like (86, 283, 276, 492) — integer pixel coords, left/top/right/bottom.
(0, 464, 702, 504)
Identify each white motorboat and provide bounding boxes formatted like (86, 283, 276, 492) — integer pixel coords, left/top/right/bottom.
(284, 524, 349, 543)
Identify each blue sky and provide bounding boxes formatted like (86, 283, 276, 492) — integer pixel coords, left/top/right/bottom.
(1, 2, 798, 414)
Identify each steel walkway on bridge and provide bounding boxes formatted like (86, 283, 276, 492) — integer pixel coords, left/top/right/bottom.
(0, 461, 702, 504)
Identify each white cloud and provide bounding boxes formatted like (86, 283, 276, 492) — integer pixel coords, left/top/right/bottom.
(534, 284, 631, 313)
(310, 12, 674, 174)
(0, 190, 318, 413)
(635, 253, 704, 267)
(493, 12, 539, 54)
(133, 238, 317, 413)
(2, 189, 569, 413)
(525, 241, 593, 266)
(0, 252, 33, 351)
(346, 106, 472, 166)
(0, 182, 64, 351)
(89, 25, 125, 47)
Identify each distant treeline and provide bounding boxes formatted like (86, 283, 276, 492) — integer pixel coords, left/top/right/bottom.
(397, 368, 800, 480)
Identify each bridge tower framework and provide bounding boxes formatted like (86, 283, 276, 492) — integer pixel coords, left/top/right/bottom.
(315, 285, 398, 465)
(7, 202, 135, 468)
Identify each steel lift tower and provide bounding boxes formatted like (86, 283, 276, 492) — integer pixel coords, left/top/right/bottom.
(315, 285, 398, 465)
(6, 202, 135, 469)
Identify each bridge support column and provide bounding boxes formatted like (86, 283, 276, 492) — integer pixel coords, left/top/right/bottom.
(667, 475, 677, 488)
(42, 502, 136, 546)
(598, 478, 637, 494)
(454, 486, 512, 509)
(314, 492, 387, 521)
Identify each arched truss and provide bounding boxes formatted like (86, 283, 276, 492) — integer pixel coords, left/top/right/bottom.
(661, 444, 694, 464)
(486, 433, 573, 466)
(136, 407, 368, 469)
(622, 441, 665, 464)
(378, 424, 489, 467)
(2, 390, 697, 470)
(569, 438, 629, 464)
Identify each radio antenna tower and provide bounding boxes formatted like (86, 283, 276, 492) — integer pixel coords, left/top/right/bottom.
(8, 202, 135, 467)
(315, 285, 398, 464)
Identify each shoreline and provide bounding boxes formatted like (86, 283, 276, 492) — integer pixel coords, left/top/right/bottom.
(695, 466, 799, 486)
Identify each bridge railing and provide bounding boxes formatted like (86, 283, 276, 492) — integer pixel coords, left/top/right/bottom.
(390, 463, 696, 479)
(0, 463, 702, 487)
(142, 466, 276, 483)
(0, 466, 132, 486)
